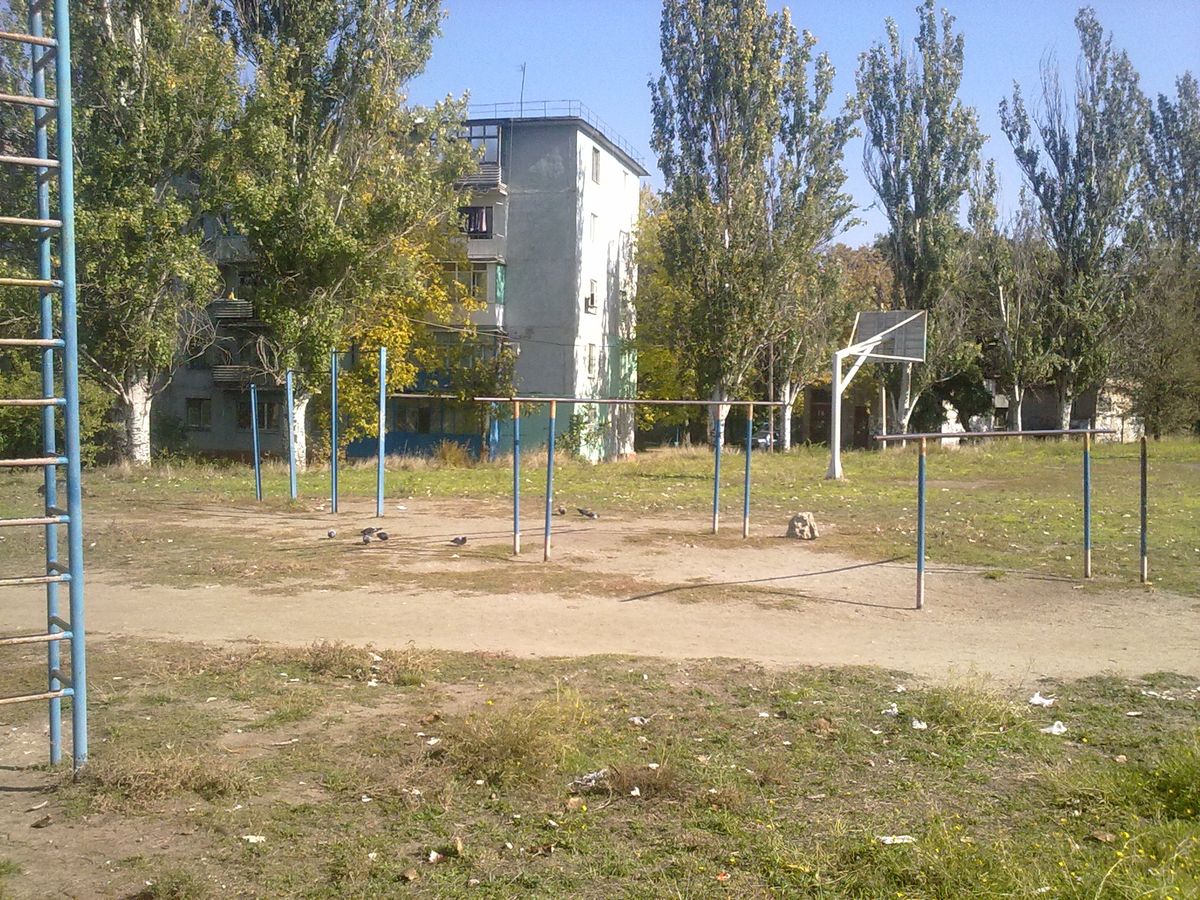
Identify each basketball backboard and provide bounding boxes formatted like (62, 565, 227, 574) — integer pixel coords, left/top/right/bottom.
(850, 310, 927, 362)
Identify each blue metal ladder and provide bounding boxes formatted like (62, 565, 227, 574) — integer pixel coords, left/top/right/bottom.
(0, 0, 88, 770)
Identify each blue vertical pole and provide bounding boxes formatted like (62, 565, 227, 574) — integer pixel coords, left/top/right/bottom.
(916, 437, 927, 610)
(1139, 435, 1148, 583)
(513, 400, 521, 555)
(330, 351, 339, 513)
(376, 347, 386, 517)
(31, 0, 60, 766)
(711, 408, 723, 534)
(249, 384, 262, 501)
(1083, 432, 1092, 578)
(285, 370, 297, 500)
(54, 0, 87, 768)
(742, 404, 753, 539)
(543, 400, 556, 562)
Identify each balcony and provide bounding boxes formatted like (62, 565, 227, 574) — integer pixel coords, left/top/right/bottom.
(457, 161, 504, 191)
(209, 298, 254, 320)
(211, 364, 254, 386)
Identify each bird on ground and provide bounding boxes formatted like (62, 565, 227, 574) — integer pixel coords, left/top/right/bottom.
(577, 507, 599, 519)
(450, 536, 468, 546)
(327, 529, 337, 539)
(361, 534, 372, 545)
(554, 506, 566, 516)
(360, 527, 379, 537)
(376, 531, 389, 541)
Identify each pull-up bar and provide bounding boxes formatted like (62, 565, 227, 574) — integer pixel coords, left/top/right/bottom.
(872, 428, 1121, 609)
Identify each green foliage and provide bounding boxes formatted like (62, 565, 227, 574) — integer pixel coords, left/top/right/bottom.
(650, 0, 855, 405)
(857, 0, 984, 431)
(999, 7, 1148, 419)
(218, 0, 478, 436)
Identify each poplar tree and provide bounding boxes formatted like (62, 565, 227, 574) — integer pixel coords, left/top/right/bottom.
(856, 0, 984, 433)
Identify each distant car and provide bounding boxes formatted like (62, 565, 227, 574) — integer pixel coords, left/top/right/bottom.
(751, 428, 775, 450)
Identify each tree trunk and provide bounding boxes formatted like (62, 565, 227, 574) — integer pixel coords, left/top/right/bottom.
(709, 386, 730, 444)
(780, 378, 796, 451)
(119, 374, 153, 466)
(1055, 381, 1072, 433)
(888, 363, 919, 438)
(290, 390, 311, 472)
(1007, 385, 1024, 432)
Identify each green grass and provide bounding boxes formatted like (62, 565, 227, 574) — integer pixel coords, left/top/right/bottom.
(0, 438, 1195, 595)
(2, 639, 1197, 898)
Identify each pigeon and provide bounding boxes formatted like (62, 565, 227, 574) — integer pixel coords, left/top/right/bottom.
(576, 507, 599, 519)
(361, 534, 372, 545)
(360, 527, 379, 537)
(376, 531, 389, 541)
(327, 529, 337, 539)
(450, 536, 468, 546)
(554, 506, 566, 516)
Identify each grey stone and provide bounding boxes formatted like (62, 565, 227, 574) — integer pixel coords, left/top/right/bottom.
(786, 512, 819, 540)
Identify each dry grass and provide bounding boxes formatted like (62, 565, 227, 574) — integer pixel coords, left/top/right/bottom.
(297, 640, 428, 686)
(77, 748, 252, 810)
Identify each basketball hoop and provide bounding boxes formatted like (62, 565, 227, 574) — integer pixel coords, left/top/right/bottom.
(826, 310, 926, 480)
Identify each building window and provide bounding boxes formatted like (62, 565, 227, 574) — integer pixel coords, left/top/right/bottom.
(592, 146, 601, 183)
(459, 205, 492, 238)
(585, 279, 598, 313)
(589, 213, 598, 242)
(185, 397, 212, 430)
(462, 123, 500, 164)
(470, 263, 488, 301)
(495, 263, 506, 305)
(587, 343, 597, 377)
(236, 397, 282, 432)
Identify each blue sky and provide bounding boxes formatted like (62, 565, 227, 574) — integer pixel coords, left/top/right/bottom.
(409, 1, 1200, 246)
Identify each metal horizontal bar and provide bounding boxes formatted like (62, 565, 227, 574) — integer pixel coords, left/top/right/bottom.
(0, 456, 67, 467)
(0, 215, 61, 228)
(0, 338, 63, 348)
(874, 428, 1116, 443)
(0, 398, 64, 407)
(0, 688, 72, 707)
(0, 515, 67, 527)
(0, 154, 59, 169)
(472, 396, 785, 407)
(0, 630, 71, 647)
(0, 574, 70, 587)
(0, 276, 62, 289)
(0, 92, 56, 109)
(0, 30, 57, 48)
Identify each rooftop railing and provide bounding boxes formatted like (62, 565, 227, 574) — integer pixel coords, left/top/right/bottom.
(467, 100, 646, 168)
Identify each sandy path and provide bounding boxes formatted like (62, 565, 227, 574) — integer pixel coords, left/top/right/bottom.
(3, 498, 1196, 685)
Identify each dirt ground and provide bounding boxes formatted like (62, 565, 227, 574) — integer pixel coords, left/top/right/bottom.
(2, 495, 1196, 685)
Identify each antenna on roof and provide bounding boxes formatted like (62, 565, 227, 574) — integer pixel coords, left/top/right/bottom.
(519, 62, 527, 116)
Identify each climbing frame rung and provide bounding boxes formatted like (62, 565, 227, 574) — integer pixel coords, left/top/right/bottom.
(0, 456, 67, 467)
(0, 338, 64, 348)
(0, 276, 62, 289)
(0, 30, 57, 47)
(0, 574, 70, 587)
(0, 630, 72, 647)
(0, 92, 56, 109)
(0, 515, 68, 528)
(0, 688, 73, 707)
(0, 214, 61, 227)
(0, 398, 64, 407)
(0, 154, 59, 169)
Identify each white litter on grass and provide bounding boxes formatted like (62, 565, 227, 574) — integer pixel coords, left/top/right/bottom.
(1125, 711, 1144, 717)
(628, 716, 650, 726)
(877, 835, 916, 845)
(911, 718, 928, 731)
(647, 763, 660, 770)
(361, 795, 372, 803)
(241, 835, 266, 844)
(629, 787, 641, 797)
(893, 685, 907, 693)
(882, 703, 899, 717)
(1029, 692, 1056, 708)
(1040, 721, 1068, 736)
(367, 852, 378, 862)
(425, 737, 441, 746)
(758, 711, 771, 718)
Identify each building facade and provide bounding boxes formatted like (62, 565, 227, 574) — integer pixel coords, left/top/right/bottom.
(157, 101, 645, 462)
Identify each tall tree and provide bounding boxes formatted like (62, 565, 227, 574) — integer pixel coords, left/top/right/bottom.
(857, 0, 984, 433)
(768, 29, 858, 450)
(217, 0, 476, 468)
(999, 7, 1147, 429)
(651, 0, 852, 430)
(966, 168, 1055, 430)
(2, 0, 240, 464)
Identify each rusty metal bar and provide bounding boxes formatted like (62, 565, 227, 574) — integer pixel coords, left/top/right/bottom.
(0, 214, 61, 227)
(0, 574, 69, 587)
(0, 515, 68, 528)
(0, 630, 72, 647)
(0, 456, 67, 467)
(0, 688, 72, 707)
(875, 428, 1115, 443)
(0, 29, 56, 47)
(0, 276, 62, 288)
(0, 338, 64, 348)
(0, 91, 56, 109)
(0, 153, 59, 168)
(0, 397, 63, 407)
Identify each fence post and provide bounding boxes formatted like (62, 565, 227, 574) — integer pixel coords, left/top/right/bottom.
(1140, 435, 1148, 583)
(376, 347, 386, 517)
(285, 369, 297, 501)
(544, 400, 556, 562)
(250, 383, 262, 501)
(916, 436, 927, 610)
(743, 403, 753, 539)
(712, 409, 723, 534)
(330, 350, 339, 513)
(513, 400, 521, 556)
(1083, 432, 1092, 579)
